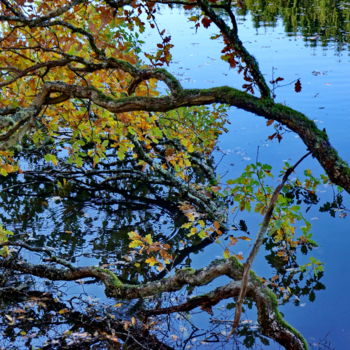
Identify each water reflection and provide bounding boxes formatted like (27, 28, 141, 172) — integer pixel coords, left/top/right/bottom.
(235, 0, 350, 50)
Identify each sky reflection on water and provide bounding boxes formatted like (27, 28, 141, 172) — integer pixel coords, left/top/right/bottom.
(145, 7, 350, 349)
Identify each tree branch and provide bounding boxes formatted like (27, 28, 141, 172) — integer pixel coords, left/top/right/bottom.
(18, 82, 349, 195)
(231, 152, 311, 334)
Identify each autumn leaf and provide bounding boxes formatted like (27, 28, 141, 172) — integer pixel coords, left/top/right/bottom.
(145, 256, 158, 266)
(213, 221, 220, 230)
(201, 17, 212, 28)
(144, 234, 153, 245)
(223, 248, 230, 259)
(58, 308, 69, 314)
(294, 79, 302, 93)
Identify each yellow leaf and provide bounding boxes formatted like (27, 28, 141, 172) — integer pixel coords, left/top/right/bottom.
(143, 234, 153, 245)
(44, 154, 58, 166)
(186, 212, 195, 221)
(128, 240, 143, 248)
(223, 248, 230, 259)
(198, 230, 207, 239)
(198, 220, 205, 228)
(145, 256, 158, 266)
(128, 231, 140, 240)
(58, 308, 69, 314)
(187, 227, 197, 237)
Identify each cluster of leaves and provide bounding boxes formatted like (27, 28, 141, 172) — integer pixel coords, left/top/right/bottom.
(0, 224, 13, 257)
(128, 230, 173, 270)
(224, 162, 327, 300)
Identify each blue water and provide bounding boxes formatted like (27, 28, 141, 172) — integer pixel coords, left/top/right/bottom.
(143, 8, 350, 349)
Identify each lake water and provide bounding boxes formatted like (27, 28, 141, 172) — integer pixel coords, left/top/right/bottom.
(142, 6, 350, 349)
(1, 3, 349, 349)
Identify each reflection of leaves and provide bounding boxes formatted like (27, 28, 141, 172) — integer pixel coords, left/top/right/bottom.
(319, 193, 346, 218)
(238, 220, 249, 234)
(235, 0, 350, 50)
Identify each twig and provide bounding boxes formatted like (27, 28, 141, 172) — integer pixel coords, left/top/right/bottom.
(230, 151, 311, 335)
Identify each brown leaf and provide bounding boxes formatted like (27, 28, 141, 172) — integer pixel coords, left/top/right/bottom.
(294, 79, 302, 93)
(201, 17, 211, 28)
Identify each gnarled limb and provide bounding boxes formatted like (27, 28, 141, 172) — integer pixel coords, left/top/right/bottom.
(144, 281, 307, 350)
(3, 81, 348, 194)
(0, 246, 307, 349)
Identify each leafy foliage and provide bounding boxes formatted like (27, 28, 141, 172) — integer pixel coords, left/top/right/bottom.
(0, 1, 348, 349)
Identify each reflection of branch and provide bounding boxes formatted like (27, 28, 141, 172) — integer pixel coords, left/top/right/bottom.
(143, 280, 307, 349)
(0, 241, 74, 269)
(144, 280, 242, 316)
(1, 247, 307, 348)
(1, 254, 242, 298)
(0, 288, 173, 350)
(231, 152, 312, 334)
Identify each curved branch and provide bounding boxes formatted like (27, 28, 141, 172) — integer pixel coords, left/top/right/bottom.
(196, 0, 271, 98)
(0, 253, 242, 298)
(0, 250, 307, 349)
(144, 281, 307, 350)
(0, 0, 85, 24)
(26, 82, 350, 194)
(0, 58, 74, 88)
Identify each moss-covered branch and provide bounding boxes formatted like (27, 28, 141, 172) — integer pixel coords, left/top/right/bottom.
(4, 81, 348, 194)
(0, 250, 307, 349)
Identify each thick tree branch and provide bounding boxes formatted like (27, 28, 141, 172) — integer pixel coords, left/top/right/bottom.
(144, 280, 307, 349)
(0, 251, 307, 349)
(2, 80, 349, 195)
(20, 82, 350, 194)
